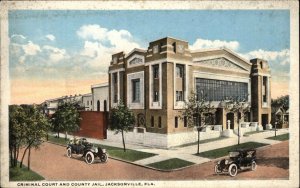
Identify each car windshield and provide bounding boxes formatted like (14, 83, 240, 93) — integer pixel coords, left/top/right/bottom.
(229, 151, 239, 157)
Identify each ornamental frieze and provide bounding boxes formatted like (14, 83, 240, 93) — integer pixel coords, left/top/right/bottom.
(196, 58, 245, 71)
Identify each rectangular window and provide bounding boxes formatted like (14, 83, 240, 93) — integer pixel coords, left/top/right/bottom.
(175, 117, 178, 128)
(184, 116, 187, 127)
(153, 65, 159, 79)
(154, 91, 159, 102)
(87, 101, 89, 105)
(151, 116, 154, 127)
(196, 78, 248, 101)
(263, 76, 267, 102)
(113, 73, 118, 84)
(91, 101, 92, 105)
(158, 116, 162, 128)
(172, 42, 176, 53)
(176, 91, 183, 101)
(176, 65, 184, 78)
(114, 94, 118, 103)
(132, 79, 140, 102)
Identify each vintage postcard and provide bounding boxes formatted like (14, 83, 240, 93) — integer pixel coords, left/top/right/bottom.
(1, 1, 299, 188)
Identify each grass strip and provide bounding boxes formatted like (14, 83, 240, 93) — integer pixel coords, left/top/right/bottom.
(147, 158, 194, 170)
(195, 142, 268, 159)
(10, 164, 44, 181)
(95, 144, 157, 162)
(266, 133, 289, 141)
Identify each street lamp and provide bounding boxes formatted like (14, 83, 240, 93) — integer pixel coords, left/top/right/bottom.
(196, 114, 202, 154)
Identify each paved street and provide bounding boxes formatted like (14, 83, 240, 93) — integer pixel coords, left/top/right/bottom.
(19, 140, 289, 180)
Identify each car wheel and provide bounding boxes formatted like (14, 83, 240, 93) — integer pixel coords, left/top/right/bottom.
(228, 164, 238, 177)
(100, 153, 108, 163)
(67, 148, 72, 158)
(214, 164, 221, 174)
(85, 151, 94, 164)
(251, 161, 257, 171)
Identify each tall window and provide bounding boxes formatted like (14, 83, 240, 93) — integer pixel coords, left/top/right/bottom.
(184, 116, 187, 127)
(153, 65, 159, 79)
(263, 76, 268, 103)
(151, 116, 154, 127)
(154, 91, 159, 102)
(113, 73, 118, 84)
(175, 117, 178, 128)
(132, 79, 140, 102)
(176, 65, 184, 78)
(114, 94, 117, 103)
(158, 116, 162, 128)
(176, 91, 183, 101)
(97, 100, 100, 111)
(87, 101, 89, 105)
(91, 101, 92, 105)
(196, 78, 248, 101)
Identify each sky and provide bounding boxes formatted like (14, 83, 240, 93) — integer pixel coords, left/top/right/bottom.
(9, 10, 290, 104)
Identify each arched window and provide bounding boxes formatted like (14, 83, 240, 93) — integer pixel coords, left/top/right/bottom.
(97, 100, 100, 111)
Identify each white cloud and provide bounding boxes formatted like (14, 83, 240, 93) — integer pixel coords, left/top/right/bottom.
(76, 24, 140, 69)
(11, 34, 27, 44)
(46, 34, 56, 41)
(42, 45, 69, 63)
(22, 41, 41, 56)
(242, 49, 290, 66)
(190, 38, 240, 51)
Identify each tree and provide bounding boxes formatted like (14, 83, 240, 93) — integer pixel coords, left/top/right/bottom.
(19, 105, 50, 170)
(51, 100, 81, 140)
(180, 92, 215, 154)
(9, 105, 26, 167)
(109, 102, 135, 152)
(221, 97, 251, 145)
(271, 95, 289, 109)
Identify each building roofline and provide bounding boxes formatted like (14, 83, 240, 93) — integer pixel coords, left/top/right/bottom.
(91, 82, 109, 88)
(150, 36, 189, 44)
(82, 93, 92, 97)
(125, 48, 147, 58)
(191, 47, 251, 65)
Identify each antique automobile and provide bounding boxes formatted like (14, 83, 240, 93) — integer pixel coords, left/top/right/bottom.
(214, 149, 257, 177)
(66, 138, 108, 164)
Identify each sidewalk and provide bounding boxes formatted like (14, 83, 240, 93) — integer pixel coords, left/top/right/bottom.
(57, 128, 289, 166)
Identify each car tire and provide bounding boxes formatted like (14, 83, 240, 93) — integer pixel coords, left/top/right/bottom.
(100, 153, 108, 163)
(251, 161, 257, 171)
(228, 164, 238, 177)
(85, 151, 94, 164)
(67, 148, 72, 158)
(214, 164, 221, 174)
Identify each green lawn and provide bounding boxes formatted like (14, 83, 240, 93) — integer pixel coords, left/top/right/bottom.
(195, 142, 268, 159)
(174, 136, 228, 148)
(266, 133, 289, 141)
(147, 158, 194, 170)
(96, 144, 157, 162)
(10, 165, 44, 181)
(47, 134, 70, 145)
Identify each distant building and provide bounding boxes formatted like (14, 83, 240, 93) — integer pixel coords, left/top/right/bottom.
(82, 93, 93, 111)
(108, 37, 272, 134)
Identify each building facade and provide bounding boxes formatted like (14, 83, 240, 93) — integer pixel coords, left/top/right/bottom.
(108, 37, 272, 134)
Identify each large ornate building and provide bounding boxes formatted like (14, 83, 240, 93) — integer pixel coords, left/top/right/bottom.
(108, 37, 271, 136)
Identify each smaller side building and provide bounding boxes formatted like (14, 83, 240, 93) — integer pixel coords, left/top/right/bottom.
(91, 83, 109, 112)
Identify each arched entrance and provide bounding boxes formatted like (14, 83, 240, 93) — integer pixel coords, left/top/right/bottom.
(226, 113, 234, 129)
(104, 100, 107, 112)
(97, 100, 100, 111)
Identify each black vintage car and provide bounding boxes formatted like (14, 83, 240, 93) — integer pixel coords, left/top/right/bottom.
(66, 138, 108, 164)
(215, 149, 257, 177)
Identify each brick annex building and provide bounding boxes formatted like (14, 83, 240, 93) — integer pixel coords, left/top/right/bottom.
(108, 37, 271, 140)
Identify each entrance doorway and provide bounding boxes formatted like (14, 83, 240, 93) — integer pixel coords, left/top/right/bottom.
(226, 113, 234, 129)
(261, 114, 269, 130)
